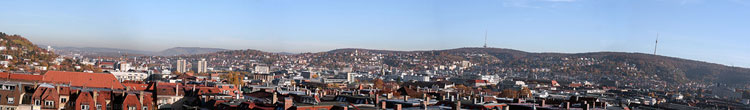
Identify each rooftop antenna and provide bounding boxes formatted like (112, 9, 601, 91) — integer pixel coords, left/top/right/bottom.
(653, 33, 659, 55)
(483, 28, 488, 48)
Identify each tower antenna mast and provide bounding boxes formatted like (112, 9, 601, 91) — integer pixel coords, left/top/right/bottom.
(654, 33, 659, 55)
(483, 28, 488, 48)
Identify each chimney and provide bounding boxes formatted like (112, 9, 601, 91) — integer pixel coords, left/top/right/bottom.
(16, 83, 22, 93)
(380, 101, 386, 109)
(395, 104, 402, 110)
(175, 84, 180, 96)
(93, 91, 99, 104)
(584, 104, 589, 110)
(541, 99, 545, 107)
(192, 85, 196, 92)
(456, 93, 460, 101)
(592, 102, 596, 108)
(479, 96, 484, 103)
(452, 101, 461, 110)
(565, 102, 570, 110)
(375, 96, 379, 105)
(139, 91, 145, 105)
(425, 95, 431, 104)
(422, 95, 430, 110)
(448, 96, 456, 102)
(404, 96, 409, 102)
(284, 97, 293, 110)
(272, 91, 278, 104)
(342, 106, 348, 110)
(472, 97, 478, 104)
(603, 102, 607, 109)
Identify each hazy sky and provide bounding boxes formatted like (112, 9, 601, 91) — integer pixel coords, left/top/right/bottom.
(0, 0, 749, 67)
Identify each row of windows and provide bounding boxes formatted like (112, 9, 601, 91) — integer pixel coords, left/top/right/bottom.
(30, 100, 146, 110)
(34, 100, 55, 107)
(30, 98, 68, 106)
(80, 104, 103, 110)
(0, 85, 16, 91)
(126, 106, 148, 110)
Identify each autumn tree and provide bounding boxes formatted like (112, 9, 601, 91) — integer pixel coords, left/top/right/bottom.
(373, 78, 384, 89)
(499, 89, 519, 98)
(520, 87, 532, 98)
(221, 71, 243, 88)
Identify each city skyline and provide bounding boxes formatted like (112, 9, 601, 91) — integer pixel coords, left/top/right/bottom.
(1, 0, 749, 68)
(0, 1, 748, 109)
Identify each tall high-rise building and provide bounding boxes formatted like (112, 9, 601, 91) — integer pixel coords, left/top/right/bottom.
(176, 59, 187, 73)
(197, 59, 207, 73)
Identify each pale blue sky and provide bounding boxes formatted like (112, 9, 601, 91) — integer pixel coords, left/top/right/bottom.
(0, 0, 748, 67)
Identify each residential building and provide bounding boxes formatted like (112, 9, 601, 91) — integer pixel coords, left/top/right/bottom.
(110, 72, 149, 82)
(175, 59, 187, 73)
(196, 59, 207, 73)
(254, 66, 269, 74)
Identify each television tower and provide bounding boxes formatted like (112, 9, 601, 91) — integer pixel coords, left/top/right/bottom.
(653, 33, 659, 55)
(483, 29, 488, 48)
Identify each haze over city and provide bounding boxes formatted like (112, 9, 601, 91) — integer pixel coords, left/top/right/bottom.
(1, 0, 749, 67)
(2, 0, 750, 110)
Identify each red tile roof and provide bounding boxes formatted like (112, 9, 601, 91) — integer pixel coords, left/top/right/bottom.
(141, 93, 154, 107)
(156, 85, 183, 96)
(470, 80, 488, 83)
(568, 83, 583, 88)
(32, 86, 60, 108)
(121, 94, 142, 110)
(0, 72, 9, 78)
(95, 91, 107, 106)
(196, 87, 221, 95)
(72, 92, 95, 110)
(58, 86, 71, 95)
(42, 71, 124, 89)
(98, 91, 113, 100)
(123, 83, 148, 91)
(9, 73, 43, 81)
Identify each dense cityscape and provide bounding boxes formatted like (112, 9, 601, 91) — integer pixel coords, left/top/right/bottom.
(2, 0, 750, 110)
(0, 32, 748, 110)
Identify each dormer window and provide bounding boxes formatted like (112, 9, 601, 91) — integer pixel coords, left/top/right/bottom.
(44, 100, 54, 106)
(34, 100, 40, 106)
(81, 104, 90, 110)
(7, 97, 14, 104)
